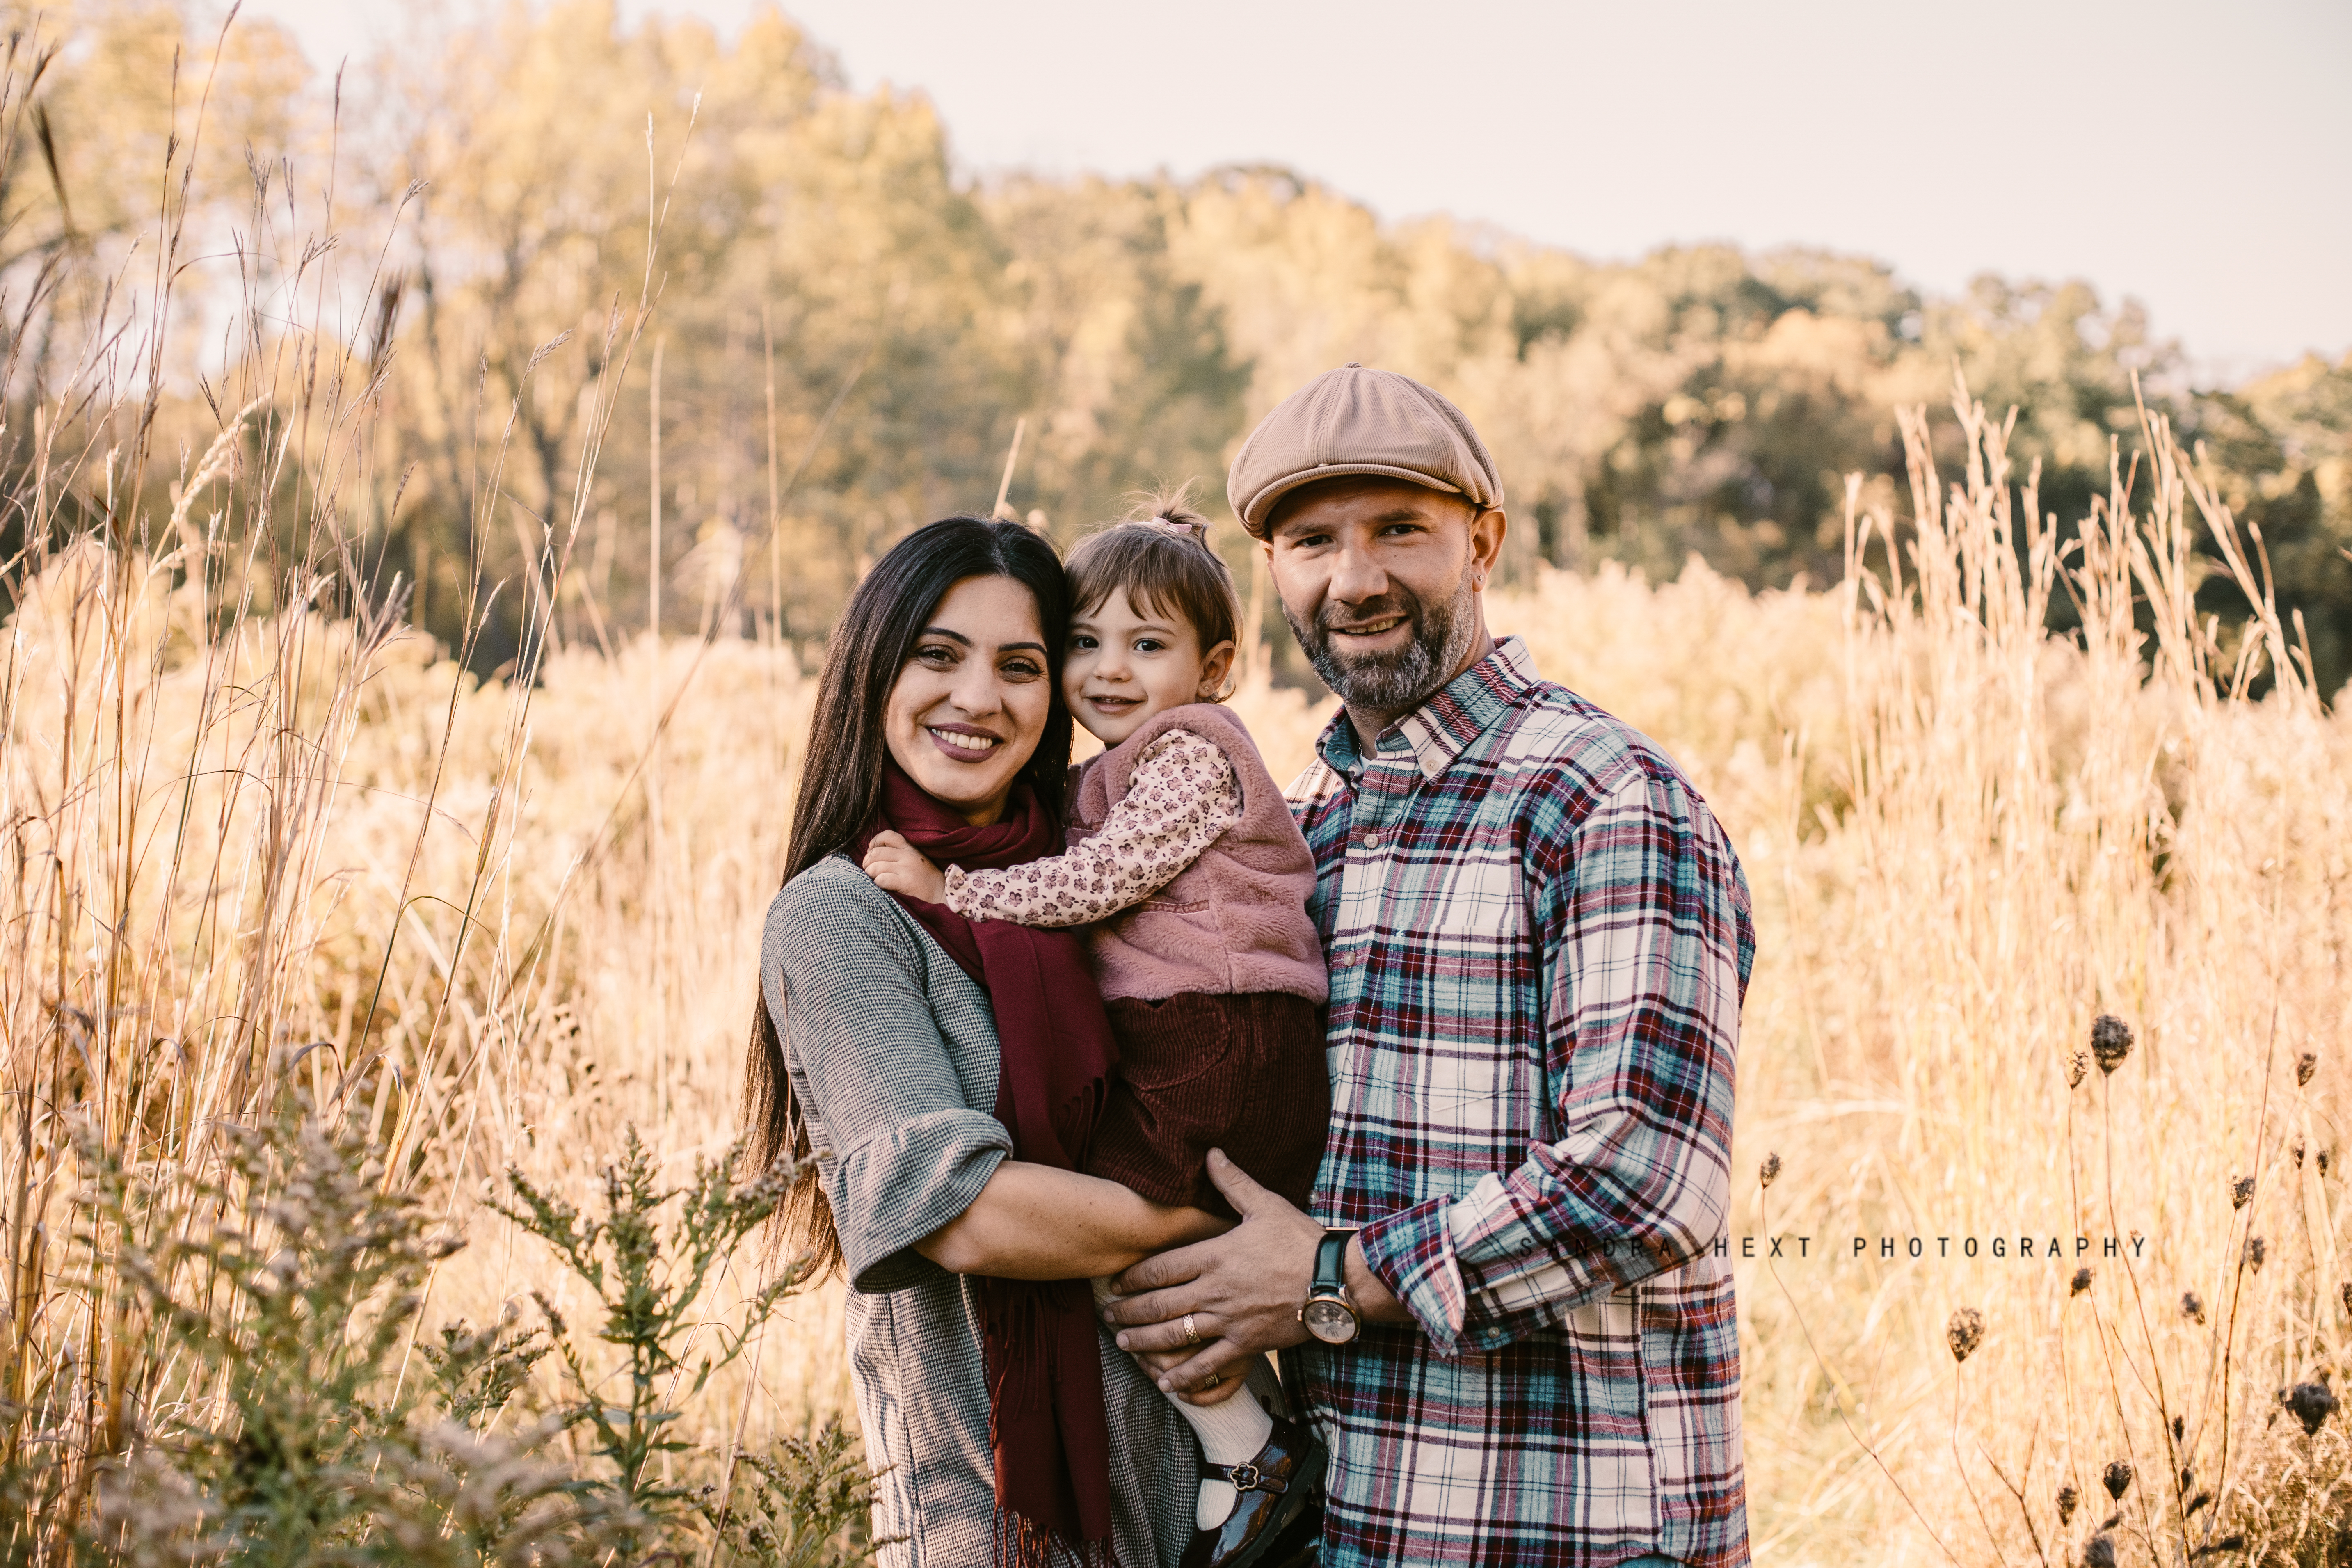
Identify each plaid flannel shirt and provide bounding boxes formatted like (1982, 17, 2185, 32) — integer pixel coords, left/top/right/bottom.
(1286, 636, 1753, 1568)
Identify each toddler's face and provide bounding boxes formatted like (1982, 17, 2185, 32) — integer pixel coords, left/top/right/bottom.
(1063, 587, 1235, 746)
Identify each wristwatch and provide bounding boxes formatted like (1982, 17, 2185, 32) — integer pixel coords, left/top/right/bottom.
(1297, 1228, 1362, 1345)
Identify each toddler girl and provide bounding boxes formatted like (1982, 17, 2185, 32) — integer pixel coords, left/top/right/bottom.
(862, 494, 1330, 1559)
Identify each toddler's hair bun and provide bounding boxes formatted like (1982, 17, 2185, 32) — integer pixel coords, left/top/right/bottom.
(1117, 482, 1213, 547)
(1134, 512, 1209, 544)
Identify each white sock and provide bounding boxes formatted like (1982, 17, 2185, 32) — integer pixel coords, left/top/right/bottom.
(1092, 1278, 1275, 1530)
(1173, 1377, 1274, 1529)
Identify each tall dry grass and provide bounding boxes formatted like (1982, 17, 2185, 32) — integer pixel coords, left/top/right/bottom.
(1484, 387, 2352, 1564)
(0, 20, 2347, 1565)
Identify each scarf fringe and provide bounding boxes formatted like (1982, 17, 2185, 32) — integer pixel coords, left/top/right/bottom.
(993, 1504, 1121, 1568)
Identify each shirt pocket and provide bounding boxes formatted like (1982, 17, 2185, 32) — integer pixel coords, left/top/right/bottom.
(1419, 843, 1525, 939)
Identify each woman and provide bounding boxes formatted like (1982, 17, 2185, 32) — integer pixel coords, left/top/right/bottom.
(745, 515, 1218, 1568)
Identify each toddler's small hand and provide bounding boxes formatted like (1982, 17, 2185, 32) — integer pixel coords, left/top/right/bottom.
(863, 830, 949, 905)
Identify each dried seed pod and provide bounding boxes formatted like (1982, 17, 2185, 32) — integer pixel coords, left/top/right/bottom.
(2342, 1281, 2352, 1317)
(2183, 1489, 2211, 1517)
(2102, 1459, 2133, 1499)
(2091, 1015, 2135, 1075)
(1758, 1151, 1782, 1189)
(2232, 1175, 2256, 1209)
(2245, 1235, 2267, 1273)
(2283, 1381, 2340, 1436)
(2172, 1415, 2186, 1442)
(2083, 1534, 2116, 1568)
(2179, 1465, 2192, 1491)
(2298, 1050, 2318, 1088)
(2071, 1266, 2094, 1296)
(2293, 1136, 2307, 1168)
(2067, 1049, 2089, 1089)
(2055, 1483, 2079, 1525)
(1946, 1306, 1985, 1364)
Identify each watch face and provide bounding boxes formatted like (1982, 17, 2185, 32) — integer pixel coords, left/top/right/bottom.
(1303, 1297, 1359, 1344)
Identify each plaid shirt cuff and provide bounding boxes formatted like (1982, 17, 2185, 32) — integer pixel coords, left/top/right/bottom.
(1364, 1171, 1662, 1355)
(1356, 1195, 1475, 1354)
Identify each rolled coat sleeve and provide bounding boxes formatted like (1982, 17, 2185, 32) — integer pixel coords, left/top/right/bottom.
(1357, 765, 1754, 1355)
(763, 869, 1011, 1296)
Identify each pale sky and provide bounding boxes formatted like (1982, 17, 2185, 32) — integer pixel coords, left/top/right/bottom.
(254, 0, 2350, 382)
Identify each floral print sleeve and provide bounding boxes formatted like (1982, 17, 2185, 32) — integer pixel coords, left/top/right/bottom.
(945, 727, 1241, 927)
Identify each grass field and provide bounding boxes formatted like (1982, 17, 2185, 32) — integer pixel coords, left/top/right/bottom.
(1, 23, 2347, 1555)
(9, 376, 2349, 1561)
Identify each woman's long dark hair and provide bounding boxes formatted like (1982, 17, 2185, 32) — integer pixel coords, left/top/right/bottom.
(746, 515, 1073, 1275)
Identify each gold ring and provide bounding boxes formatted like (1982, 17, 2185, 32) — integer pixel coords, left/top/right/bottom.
(1202, 1371, 1221, 1388)
(1182, 1312, 1202, 1348)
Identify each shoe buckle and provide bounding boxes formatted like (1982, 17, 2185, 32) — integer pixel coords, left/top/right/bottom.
(1223, 1461, 1285, 1495)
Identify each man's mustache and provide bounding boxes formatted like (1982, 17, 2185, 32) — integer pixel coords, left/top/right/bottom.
(1315, 595, 1419, 638)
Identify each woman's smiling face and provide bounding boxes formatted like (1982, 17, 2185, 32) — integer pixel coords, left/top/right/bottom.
(882, 574, 1054, 826)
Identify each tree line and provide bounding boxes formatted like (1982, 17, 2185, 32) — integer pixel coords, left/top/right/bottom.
(7, 0, 2348, 693)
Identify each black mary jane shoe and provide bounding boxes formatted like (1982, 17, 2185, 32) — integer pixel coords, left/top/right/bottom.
(1176, 1414, 1328, 1568)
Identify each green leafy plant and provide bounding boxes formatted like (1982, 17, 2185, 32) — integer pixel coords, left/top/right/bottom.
(697, 1419, 890, 1568)
(4, 1099, 879, 1568)
(492, 1127, 827, 1553)
(72, 1097, 603, 1566)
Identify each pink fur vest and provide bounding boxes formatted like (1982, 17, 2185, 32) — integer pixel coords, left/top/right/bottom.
(1068, 703, 1329, 1006)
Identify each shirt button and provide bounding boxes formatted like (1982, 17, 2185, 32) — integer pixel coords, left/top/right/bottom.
(1359, 831, 1381, 850)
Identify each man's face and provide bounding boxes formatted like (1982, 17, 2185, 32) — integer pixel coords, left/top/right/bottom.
(1262, 477, 1504, 721)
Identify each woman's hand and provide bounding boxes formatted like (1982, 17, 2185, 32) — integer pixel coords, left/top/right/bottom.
(863, 830, 948, 904)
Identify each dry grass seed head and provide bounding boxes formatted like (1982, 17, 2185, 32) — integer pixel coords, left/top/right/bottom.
(1946, 1306, 1984, 1364)
(2298, 1050, 2318, 1088)
(2182, 1290, 2206, 1325)
(2091, 1015, 2135, 1075)
(2245, 1235, 2268, 1272)
(2071, 1266, 2094, 1296)
(1758, 1151, 1782, 1189)
(2102, 1460, 2133, 1500)
(2055, 1483, 2079, 1525)
(2281, 1381, 2340, 1437)
(2233, 1174, 2256, 1209)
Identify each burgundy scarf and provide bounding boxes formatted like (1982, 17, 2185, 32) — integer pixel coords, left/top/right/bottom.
(855, 760, 1120, 1566)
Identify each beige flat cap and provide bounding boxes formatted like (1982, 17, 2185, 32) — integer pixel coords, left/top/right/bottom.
(1227, 363, 1503, 537)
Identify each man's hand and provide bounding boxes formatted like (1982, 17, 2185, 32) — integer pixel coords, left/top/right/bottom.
(862, 830, 947, 904)
(1100, 1149, 1409, 1395)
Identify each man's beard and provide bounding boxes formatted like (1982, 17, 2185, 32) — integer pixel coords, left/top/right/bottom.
(1282, 565, 1479, 719)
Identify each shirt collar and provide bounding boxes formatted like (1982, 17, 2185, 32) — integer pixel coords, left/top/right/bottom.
(1315, 635, 1539, 784)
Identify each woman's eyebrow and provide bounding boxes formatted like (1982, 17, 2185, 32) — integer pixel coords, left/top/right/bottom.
(918, 626, 972, 646)
(997, 640, 1047, 654)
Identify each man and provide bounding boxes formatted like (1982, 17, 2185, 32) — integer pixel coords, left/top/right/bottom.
(1104, 365, 1754, 1568)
